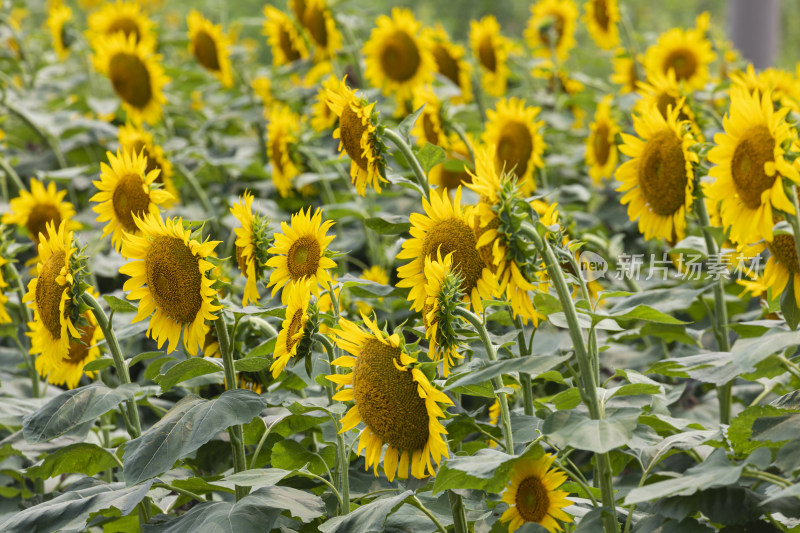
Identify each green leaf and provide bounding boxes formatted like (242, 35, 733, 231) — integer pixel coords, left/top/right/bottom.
(318, 490, 413, 533)
(728, 405, 786, 455)
(269, 439, 335, 476)
(123, 390, 267, 485)
(234, 357, 271, 372)
(751, 413, 800, 443)
(433, 447, 540, 494)
(103, 295, 138, 313)
(154, 357, 223, 392)
(23, 383, 139, 443)
(608, 383, 663, 399)
(364, 215, 411, 235)
(416, 143, 446, 174)
(444, 354, 570, 391)
(338, 274, 394, 296)
(215, 468, 291, 490)
(83, 358, 114, 372)
(139, 500, 280, 533)
(26, 443, 117, 479)
(396, 105, 424, 140)
(129, 351, 163, 367)
(590, 304, 689, 325)
(542, 409, 638, 453)
(781, 280, 800, 330)
(771, 388, 800, 409)
(238, 485, 325, 522)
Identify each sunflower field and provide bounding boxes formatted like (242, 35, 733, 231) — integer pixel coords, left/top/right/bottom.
(3, 0, 800, 531)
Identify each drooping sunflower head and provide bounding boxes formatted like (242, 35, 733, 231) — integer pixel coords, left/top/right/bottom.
(500, 453, 573, 533)
(266, 207, 337, 304)
(411, 86, 449, 150)
(643, 25, 715, 90)
(469, 15, 512, 97)
(86, 0, 156, 52)
(271, 277, 315, 378)
(297, 0, 342, 59)
(584, 0, 619, 49)
(92, 32, 169, 124)
(230, 191, 271, 306)
(262, 5, 309, 67)
(90, 148, 173, 253)
(422, 250, 465, 378)
(524, 0, 578, 61)
(708, 87, 800, 245)
(586, 96, 620, 184)
(363, 8, 435, 105)
(423, 24, 473, 103)
(764, 230, 800, 308)
(47, 3, 73, 61)
(327, 315, 452, 480)
(267, 102, 302, 198)
(482, 97, 547, 196)
(310, 74, 339, 133)
(187, 10, 234, 88)
(326, 76, 388, 195)
(119, 213, 222, 354)
(397, 187, 498, 314)
(2, 178, 77, 246)
(615, 100, 698, 243)
(610, 50, 641, 94)
(118, 122, 179, 206)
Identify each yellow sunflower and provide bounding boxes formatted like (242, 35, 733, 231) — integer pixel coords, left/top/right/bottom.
(363, 8, 435, 106)
(262, 5, 308, 67)
(118, 122, 179, 206)
(119, 213, 221, 354)
(635, 69, 702, 140)
(0, 256, 10, 324)
(270, 277, 312, 378)
(584, 0, 619, 49)
(525, 0, 578, 61)
(90, 148, 173, 253)
(288, 0, 307, 21)
(643, 25, 715, 91)
(86, 0, 156, 52)
(2, 179, 77, 246)
(267, 103, 302, 198)
(47, 3, 73, 61)
(429, 136, 474, 194)
(500, 454, 573, 533)
(708, 87, 800, 245)
(482, 97, 546, 196)
(327, 315, 452, 480)
(92, 32, 169, 125)
(616, 101, 698, 242)
(610, 50, 641, 94)
(266, 207, 337, 304)
(397, 187, 497, 314)
(355, 265, 390, 316)
(422, 250, 463, 377)
(251, 75, 273, 107)
(586, 96, 620, 185)
(469, 16, 513, 97)
(297, 0, 342, 60)
(310, 74, 339, 133)
(411, 86, 449, 150)
(187, 11, 234, 88)
(230, 191, 262, 306)
(326, 76, 387, 196)
(763, 233, 800, 308)
(731, 65, 800, 114)
(423, 24, 473, 103)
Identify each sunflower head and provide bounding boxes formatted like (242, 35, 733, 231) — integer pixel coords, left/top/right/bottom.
(267, 103, 303, 198)
(411, 86, 449, 150)
(310, 74, 339, 133)
(86, 0, 156, 52)
(187, 10, 234, 88)
(1, 179, 77, 246)
(251, 75, 273, 107)
(327, 315, 452, 480)
(469, 15, 513, 97)
(586, 96, 620, 184)
(525, 0, 578, 61)
(584, 0, 619, 49)
(422, 250, 465, 378)
(423, 24, 473, 103)
(636, 69, 703, 140)
(611, 50, 641, 94)
(643, 25, 715, 90)
(47, 3, 74, 61)
(230, 191, 271, 306)
(262, 5, 309, 66)
(270, 277, 317, 378)
(297, 0, 342, 59)
(118, 122, 179, 206)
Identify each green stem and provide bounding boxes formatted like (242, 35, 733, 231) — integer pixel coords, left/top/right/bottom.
(513, 315, 534, 416)
(410, 495, 447, 533)
(447, 122, 475, 167)
(215, 315, 249, 501)
(249, 419, 273, 470)
(6, 260, 40, 398)
(382, 128, 430, 201)
(1, 98, 66, 168)
(174, 162, 219, 234)
(233, 66, 269, 166)
(446, 490, 468, 533)
(290, 470, 342, 509)
(0, 156, 25, 194)
(742, 468, 792, 488)
(153, 483, 207, 504)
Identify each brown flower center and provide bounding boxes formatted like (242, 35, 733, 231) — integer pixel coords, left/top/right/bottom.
(379, 30, 421, 82)
(663, 48, 698, 82)
(145, 236, 203, 324)
(26, 203, 61, 243)
(496, 121, 534, 180)
(36, 250, 67, 339)
(287, 235, 321, 280)
(422, 218, 486, 300)
(768, 233, 799, 274)
(730, 125, 776, 209)
(422, 114, 440, 146)
(592, 123, 611, 166)
(538, 14, 565, 48)
(432, 43, 460, 87)
(303, 4, 328, 48)
(285, 308, 304, 353)
(66, 318, 97, 364)
(108, 52, 153, 109)
(478, 36, 497, 72)
(112, 173, 152, 233)
(340, 105, 370, 171)
(128, 141, 164, 184)
(592, 0, 610, 30)
(107, 17, 141, 42)
(193, 30, 221, 72)
(290, 0, 306, 21)
(515, 475, 550, 523)
(637, 130, 687, 216)
(279, 26, 301, 62)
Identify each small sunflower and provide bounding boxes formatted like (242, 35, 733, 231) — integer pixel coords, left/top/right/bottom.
(763, 233, 800, 308)
(86, 0, 156, 52)
(118, 122, 179, 206)
(429, 137, 474, 194)
(586, 96, 620, 185)
(423, 24, 473, 103)
(326, 76, 388, 195)
(469, 16, 513, 97)
(187, 11, 234, 88)
(310, 74, 338, 133)
(731, 65, 800, 114)
(525, 0, 578, 61)
(267, 103, 302, 198)
(616, 101, 698, 242)
(266, 207, 337, 303)
(270, 277, 313, 378)
(119, 213, 222, 354)
(584, 0, 619, 49)
(708, 87, 800, 245)
(92, 32, 169, 125)
(355, 265, 390, 316)
(422, 250, 464, 377)
(327, 315, 452, 480)
(0, 256, 12, 324)
(262, 5, 308, 67)
(251, 75, 273, 107)
(643, 25, 715, 91)
(298, 0, 342, 60)
(230, 191, 269, 306)
(500, 454, 573, 533)
(411, 86, 449, 150)
(47, 3, 73, 61)
(482, 97, 546, 196)
(91, 148, 173, 253)
(2, 179, 77, 246)
(610, 50, 641, 94)
(397, 187, 497, 314)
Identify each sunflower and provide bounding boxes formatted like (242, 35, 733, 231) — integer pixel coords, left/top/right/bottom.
(47, 3, 73, 61)
(297, 0, 342, 60)
(270, 277, 313, 378)
(430, 136, 474, 194)
(0, 256, 12, 324)
(355, 265, 390, 316)
(230, 191, 264, 306)
(262, 5, 308, 67)
(763, 233, 800, 308)
(266, 207, 337, 303)
(310, 74, 338, 133)
(327, 315, 452, 480)
(616, 101, 698, 243)
(422, 250, 464, 377)
(86, 0, 156, 52)
(411, 86, 449, 150)
(482, 98, 546, 196)
(610, 50, 641, 94)
(643, 25, 715, 91)
(635, 69, 702, 140)
(91, 148, 173, 253)
(251, 75, 273, 107)
(708, 88, 800, 245)
(267, 103, 302, 198)
(118, 122, 179, 206)
(423, 24, 472, 103)
(731, 65, 800, 114)
(584, 0, 619, 49)
(119, 213, 221, 354)
(524, 0, 578, 61)
(326, 76, 388, 195)
(469, 16, 513, 97)
(187, 11, 233, 88)
(586, 96, 620, 184)
(2, 179, 77, 246)
(92, 32, 169, 125)
(397, 187, 497, 314)
(500, 454, 573, 533)
(363, 8, 434, 107)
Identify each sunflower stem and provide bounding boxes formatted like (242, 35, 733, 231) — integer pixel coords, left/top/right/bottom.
(407, 495, 447, 533)
(214, 314, 249, 501)
(519, 223, 619, 533)
(452, 306, 514, 453)
(446, 490, 468, 533)
(513, 315, 534, 416)
(5, 260, 40, 398)
(174, 162, 220, 236)
(447, 122, 476, 167)
(1, 97, 66, 169)
(382, 128, 430, 202)
(0, 155, 26, 195)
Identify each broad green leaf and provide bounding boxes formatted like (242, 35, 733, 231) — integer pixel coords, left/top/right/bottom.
(771, 388, 800, 409)
(364, 216, 411, 235)
(129, 351, 163, 367)
(123, 390, 267, 485)
(444, 354, 570, 391)
(417, 143, 446, 174)
(269, 439, 335, 476)
(103, 295, 138, 313)
(234, 357, 271, 372)
(154, 357, 223, 392)
(140, 501, 280, 533)
(781, 281, 800, 330)
(26, 443, 117, 479)
(433, 447, 541, 494)
(751, 413, 800, 443)
(319, 490, 413, 533)
(542, 409, 638, 453)
(396, 105, 424, 140)
(83, 358, 114, 372)
(240, 485, 325, 522)
(728, 405, 786, 454)
(608, 383, 663, 399)
(215, 468, 291, 490)
(338, 274, 394, 296)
